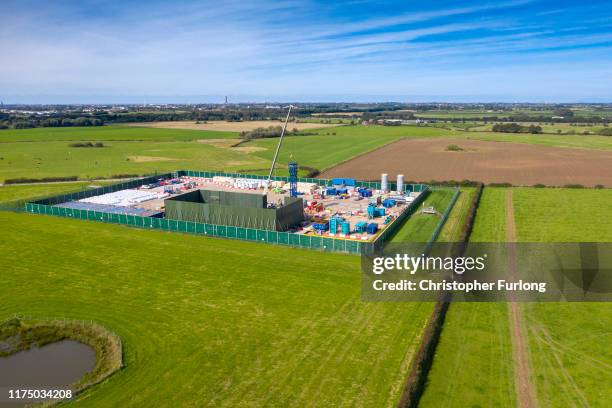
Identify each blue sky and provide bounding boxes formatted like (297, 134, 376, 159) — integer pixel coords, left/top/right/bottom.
(1, 0, 611, 103)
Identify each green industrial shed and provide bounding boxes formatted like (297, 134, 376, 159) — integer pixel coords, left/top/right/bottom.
(165, 189, 305, 231)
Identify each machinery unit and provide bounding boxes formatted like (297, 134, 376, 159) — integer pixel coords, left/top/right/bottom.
(366, 223, 379, 234)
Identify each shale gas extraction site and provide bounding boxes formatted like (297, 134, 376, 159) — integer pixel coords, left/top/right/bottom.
(1, 1, 612, 407)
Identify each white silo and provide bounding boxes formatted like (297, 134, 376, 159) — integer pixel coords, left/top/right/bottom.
(381, 173, 388, 193)
(397, 174, 405, 194)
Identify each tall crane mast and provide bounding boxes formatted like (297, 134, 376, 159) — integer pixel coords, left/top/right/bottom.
(263, 105, 293, 195)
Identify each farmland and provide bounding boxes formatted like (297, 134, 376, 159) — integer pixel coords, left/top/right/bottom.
(0, 126, 239, 142)
(321, 138, 612, 186)
(421, 187, 612, 407)
(0, 140, 270, 182)
(3, 124, 611, 183)
(466, 132, 612, 150)
(127, 120, 341, 132)
(0, 211, 434, 407)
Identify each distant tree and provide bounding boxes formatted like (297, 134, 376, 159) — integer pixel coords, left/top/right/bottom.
(527, 125, 542, 134)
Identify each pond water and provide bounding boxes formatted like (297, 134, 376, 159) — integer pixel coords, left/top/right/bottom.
(0, 340, 96, 407)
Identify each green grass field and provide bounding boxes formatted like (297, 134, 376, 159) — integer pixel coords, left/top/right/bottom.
(469, 122, 609, 135)
(513, 188, 612, 408)
(0, 125, 239, 142)
(421, 187, 612, 407)
(464, 132, 612, 150)
(0, 212, 434, 407)
(0, 140, 270, 181)
(0, 182, 118, 210)
(437, 187, 475, 242)
(390, 189, 456, 243)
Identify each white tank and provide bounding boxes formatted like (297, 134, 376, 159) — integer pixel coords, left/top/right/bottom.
(381, 173, 388, 193)
(397, 174, 405, 194)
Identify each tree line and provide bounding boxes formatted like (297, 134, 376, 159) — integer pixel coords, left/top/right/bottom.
(492, 123, 543, 134)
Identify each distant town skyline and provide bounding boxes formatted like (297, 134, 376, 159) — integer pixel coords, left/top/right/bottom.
(2, 0, 611, 103)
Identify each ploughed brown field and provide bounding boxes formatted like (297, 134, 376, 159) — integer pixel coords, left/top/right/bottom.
(320, 138, 612, 186)
(126, 120, 339, 132)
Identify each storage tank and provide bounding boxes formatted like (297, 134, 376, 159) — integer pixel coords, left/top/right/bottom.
(397, 174, 405, 194)
(381, 173, 388, 193)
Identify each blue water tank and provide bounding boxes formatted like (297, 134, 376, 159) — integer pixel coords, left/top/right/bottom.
(366, 223, 378, 234)
(326, 188, 337, 195)
(341, 221, 350, 234)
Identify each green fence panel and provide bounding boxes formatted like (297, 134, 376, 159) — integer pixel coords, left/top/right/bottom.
(287, 233, 300, 246)
(217, 225, 227, 237)
(205, 224, 215, 236)
(346, 240, 361, 254)
(322, 237, 334, 251)
(334, 239, 346, 252)
(237, 227, 246, 240)
(246, 229, 257, 241)
(309, 235, 322, 249)
(226, 226, 237, 238)
(186, 221, 196, 234)
(196, 223, 205, 235)
(298, 235, 310, 248)
(159, 218, 168, 230)
(265, 230, 277, 243)
(278, 232, 289, 245)
(168, 219, 177, 231)
(150, 217, 161, 229)
(256, 229, 266, 242)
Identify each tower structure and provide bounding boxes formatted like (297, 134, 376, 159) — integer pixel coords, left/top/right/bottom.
(288, 161, 298, 197)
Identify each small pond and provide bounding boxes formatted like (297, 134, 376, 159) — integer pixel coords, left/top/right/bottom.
(0, 340, 95, 407)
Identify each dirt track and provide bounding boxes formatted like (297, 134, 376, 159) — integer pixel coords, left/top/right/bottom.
(506, 190, 537, 408)
(320, 138, 612, 186)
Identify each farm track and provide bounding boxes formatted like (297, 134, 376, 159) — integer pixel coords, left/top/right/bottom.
(320, 138, 612, 187)
(506, 190, 537, 408)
